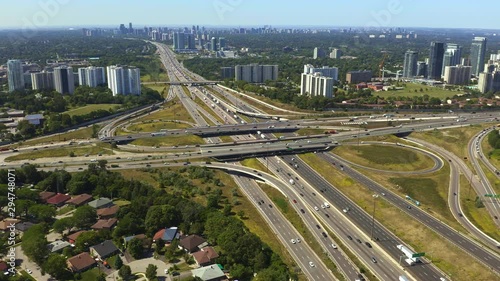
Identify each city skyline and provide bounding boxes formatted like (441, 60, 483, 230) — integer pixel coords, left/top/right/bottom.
(1, 0, 500, 30)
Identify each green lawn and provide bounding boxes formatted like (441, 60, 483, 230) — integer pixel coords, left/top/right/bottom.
(130, 135, 204, 147)
(64, 104, 122, 117)
(375, 82, 463, 100)
(17, 127, 96, 147)
(78, 268, 102, 281)
(5, 144, 113, 161)
(127, 121, 191, 133)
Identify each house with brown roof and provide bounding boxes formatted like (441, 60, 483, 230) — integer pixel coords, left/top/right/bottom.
(96, 205, 119, 219)
(179, 234, 207, 253)
(66, 194, 93, 207)
(66, 230, 87, 244)
(192, 247, 219, 267)
(46, 193, 71, 207)
(0, 261, 8, 272)
(0, 219, 19, 232)
(39, 191, 55, 202)
(67, 252, 96, 273)
(91, 218, 117, 230)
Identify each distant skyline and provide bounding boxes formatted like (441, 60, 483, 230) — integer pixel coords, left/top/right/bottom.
(1, 0, 500, 30)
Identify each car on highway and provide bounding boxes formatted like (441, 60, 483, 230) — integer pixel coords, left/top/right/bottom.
(314, 206, 319, 211)
(292, 199, 297, 203)
(322, 232, 327, 237)
(300, 209, 305, 213)
(296, 238, 301, 243)
(309, 261, 315, 267)
(26, 269, 32, 274)
(331, 244, 337, 249)
(407, 205, 412, 209)
(365, 242, 372, 248)
(316, 225, 321, 229)
(347, 235, 353, 240)
(371, 257, 377, 263)
(268, 204, 272, 208)
(290, 239, 296, 244)
(356, 238, 362, 243)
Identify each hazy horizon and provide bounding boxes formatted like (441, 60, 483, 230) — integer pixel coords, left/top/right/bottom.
(0, 0, 499, 30)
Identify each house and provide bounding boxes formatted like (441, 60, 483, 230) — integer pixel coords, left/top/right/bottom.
(15, 222, 34, 233)
(191, 265, 226, 281)
(0, 219, 19, 232)
(123, 234, 152, 251)
(153, 226, 179, 243)
(66, 194, 93, 207)
(88, 198, 113, 209)
(47, 240, 71, 253)
(90, 240, 119, 260)
(179, 234, 207, 253)
(24, 114, 44, 125)
(39, 191, 55, 202)
(91, 218, 117, 230)
(46, 193, 71, 207)
(66, 230, 87, 244)
(192, 247, 219, 267)
(96, 205, 119, 219)
(67, 252, 96, 273)
(0, 261, 8, 272)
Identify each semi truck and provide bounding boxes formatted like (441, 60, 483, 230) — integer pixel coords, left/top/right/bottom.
(397, 244, 419, 265)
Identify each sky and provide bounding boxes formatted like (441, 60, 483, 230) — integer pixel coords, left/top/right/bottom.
(0, 0, 498, 30)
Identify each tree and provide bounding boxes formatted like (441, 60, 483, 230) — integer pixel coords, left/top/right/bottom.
(145, 264, 158, 280)
(44, 254, 71, 280)
(21, 225, 49, 265)
(28, 204, 56, 223)
(118, 265, 132, 280)
(72, 205, 97, 229)
(53, 217, 74, 234)
(114, 255, 123, 269)
(75, 231, 103, 252)
(127, 238, 143, 259)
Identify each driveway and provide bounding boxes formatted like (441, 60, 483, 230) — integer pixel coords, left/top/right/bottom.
(106, 257, 169, 280)
(15, 245, 52, 281)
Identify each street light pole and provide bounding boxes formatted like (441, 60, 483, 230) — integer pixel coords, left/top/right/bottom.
(371, 194, 379, 240)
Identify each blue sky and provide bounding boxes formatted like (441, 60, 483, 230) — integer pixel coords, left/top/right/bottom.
(0, 0, 498, 29)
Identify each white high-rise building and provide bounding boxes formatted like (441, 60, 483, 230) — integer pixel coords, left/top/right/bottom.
(300, 72, 334, 98)
(234, 64, 278, 83)
(303, 64, 338, 81)
(107, 65, 141, 96)
(7, 59, 25, 92)
(78, 66, 106, 87)
(330, 49, 342, 59)
(54, 66, 75, 94)
(443, 65, 471, 85)
(31, 71, 54, 90)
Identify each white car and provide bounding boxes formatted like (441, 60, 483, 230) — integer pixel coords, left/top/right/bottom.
(314, 206, 319, 211)
(309, 261, 315, 267)
(290, 239, 296, 244)
(321, 204, 325, 209)
(296, 238, 301, 243)
(343, 208, 348, 213)
(331, 244, 337, 249)
(26, 269, 32, 274)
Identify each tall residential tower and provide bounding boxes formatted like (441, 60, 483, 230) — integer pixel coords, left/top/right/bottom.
(403, 50, 418, 78)
(7, 59, 25, 92)
(470, 37, 487, 76)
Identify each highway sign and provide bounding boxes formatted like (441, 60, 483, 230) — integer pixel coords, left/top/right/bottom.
(412, 252, 426, 258)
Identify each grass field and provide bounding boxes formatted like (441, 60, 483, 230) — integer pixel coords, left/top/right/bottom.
(375, 82, 462, 100)
(5, 144, 113, 161)
(144, 84, 170, 97)
(299, 153, 496, 281)
(64, 104, 121, 117)
(295, 128, 325, 136)
(333, 145, 435, 171)
(459, 175, 500, 241)
(127, 121, 191, 133)
(134, 98, 194, 124)
(141, 71, 169, 82)
(16, 127, 96, 148)
(130, 135, 204, 147)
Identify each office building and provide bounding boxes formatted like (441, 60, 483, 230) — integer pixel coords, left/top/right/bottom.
(31, 71, 54, 90)
(346, 70, 372, 84)
(313, 47, 326, 59)
(330, 49, 342, 59)
(211, 37, 218, 51)
(219, 37, 226, 50)
(490, 51, 500, 61)
(300, 72, 334, 98)
(470, 37, 487, 76)
(303, 64, 338, 81)
(402, 50, 418, 78)
(220, 67, 235, 79)
(186, 34, 196, 49)
(54, 66, 75, 94)
(78, 66, 106, 87)
(173, 32, 185, 50)
(7, 59, 25, 92)
(441, 44, 462, 76)
(428, 42, 445, 79)
(235, 64, 278, 83)
(443, 65, 471, 85)
(417, 61, 427, 77)
(107, 65, 141, 96)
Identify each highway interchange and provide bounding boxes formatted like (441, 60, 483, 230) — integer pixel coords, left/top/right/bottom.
(3, 41, 500, 281)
